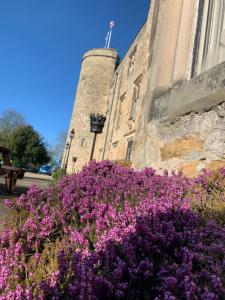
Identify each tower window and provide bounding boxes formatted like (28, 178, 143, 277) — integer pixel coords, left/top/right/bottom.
(116, 93, 126, 130)
(126, 140, 133, 161)
(127, 46, 137, 76)
(129, 75, 142, 120)
(81, 138, 85, 147)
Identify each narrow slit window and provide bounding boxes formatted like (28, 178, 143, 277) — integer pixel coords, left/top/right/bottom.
(116, 93, 126, 130)
(127, 46, 137, 76)
(129, 76, 142, 120)
(126, 141, 133, 161)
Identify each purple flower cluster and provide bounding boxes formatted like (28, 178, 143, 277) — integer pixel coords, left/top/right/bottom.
(0, 161, 225, 299)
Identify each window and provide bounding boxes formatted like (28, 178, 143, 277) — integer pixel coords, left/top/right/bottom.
(195, 0, 225, 75)
(126, 141, 133, 161)
(99, 148, 103, 160)
(81, 138, 85, 147)
(116, 93, 126, 130)
(112, 141, 118, 149)
(129, 75, 142, 120)
(127, 46, 137, 76)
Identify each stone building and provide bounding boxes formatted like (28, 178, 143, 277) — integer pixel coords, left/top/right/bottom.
(64, 0, 225, 176)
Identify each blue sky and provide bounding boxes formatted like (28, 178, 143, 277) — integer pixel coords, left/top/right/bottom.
(0, 0, 150, 146)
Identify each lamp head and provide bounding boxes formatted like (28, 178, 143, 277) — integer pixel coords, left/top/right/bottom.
(90, 113, 106, 134)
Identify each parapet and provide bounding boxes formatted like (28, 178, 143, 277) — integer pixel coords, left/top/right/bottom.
(82, 48, 118, 62)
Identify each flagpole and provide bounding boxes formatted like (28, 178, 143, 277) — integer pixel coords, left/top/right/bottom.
(104, 32, 109, 48)
(107, 30, 112, 48)
(105, 21, 115, 49)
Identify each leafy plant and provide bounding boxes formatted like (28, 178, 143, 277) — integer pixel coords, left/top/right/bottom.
(52, 168, 66, 184)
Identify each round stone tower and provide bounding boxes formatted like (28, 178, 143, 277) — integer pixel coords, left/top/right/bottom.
(64, 48, 118, 173)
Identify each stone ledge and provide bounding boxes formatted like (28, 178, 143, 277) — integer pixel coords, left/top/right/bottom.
(151, 61, 225, 122)
(82, 48, 118, 63)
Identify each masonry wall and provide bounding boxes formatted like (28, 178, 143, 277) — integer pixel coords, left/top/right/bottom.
(132, 0, 225, 175)
(133, 60, 225, 176)
(63, 48, 118, 172)
(98, 22, 149, 162)
(102, 0, 225, 175)
(65, 0, 225, 177)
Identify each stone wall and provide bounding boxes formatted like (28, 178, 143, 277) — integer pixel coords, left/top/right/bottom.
(99, 22, 149, 162)
(133, 100, 225, 176)
(63, 48, 118, 172)
(132, 57, 225, 175)
(65, 0, 225, 177)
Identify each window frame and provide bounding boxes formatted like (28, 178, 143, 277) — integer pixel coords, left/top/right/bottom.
(127, 45, 137, 76)
(194, 0, 225, 75)
(126, 140, 133, 161)
(129, 75, 142, 120)
(116, 93, 126, 130)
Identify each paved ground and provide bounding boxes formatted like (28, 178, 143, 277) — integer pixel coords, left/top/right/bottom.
(0, 173, 52, 218)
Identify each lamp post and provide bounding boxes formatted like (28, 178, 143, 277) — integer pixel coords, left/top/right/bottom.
(62, 142, 69, 169)
(64, 128, 75, 172)
(90, 113, 106, 162)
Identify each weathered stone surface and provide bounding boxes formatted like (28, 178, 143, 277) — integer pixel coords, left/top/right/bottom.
(65, 1, 225, 178)
(179, 161, 201, 178)
(63, 48, 118, 172)
(160, 135, 203, 161)
(167, 62, 225, 122)
(150, 61, 225, 122)
(179, 160, 225, 178)
(207, 160, 225, 171)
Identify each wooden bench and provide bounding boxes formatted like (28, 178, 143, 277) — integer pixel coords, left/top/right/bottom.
(0, 146, 25, 194)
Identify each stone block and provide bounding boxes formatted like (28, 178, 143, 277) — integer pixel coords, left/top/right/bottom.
(160, 135, 204, 161)
(179, 160, 201, 177)
(206, 160, 225, 171)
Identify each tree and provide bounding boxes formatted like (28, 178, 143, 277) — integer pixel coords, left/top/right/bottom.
(0, 109, 26, 134)
(10, 125, 50, 168)
(49, 131, 67, 166)
(0, 109, 26, 148)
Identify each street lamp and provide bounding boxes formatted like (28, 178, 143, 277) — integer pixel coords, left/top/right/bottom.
(62, 142, 69, 169)
(89, 113, 106, 162)
(64, 128, 75, 172)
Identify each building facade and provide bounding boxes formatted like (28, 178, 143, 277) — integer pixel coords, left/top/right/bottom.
(64, 0, 225, 176)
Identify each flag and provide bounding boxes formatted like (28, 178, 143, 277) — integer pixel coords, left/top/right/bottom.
(109, 21, 115, 29)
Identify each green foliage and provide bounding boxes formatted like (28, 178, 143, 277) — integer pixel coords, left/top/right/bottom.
(0, 109, 50, 168)
(52, 168, 66, 184)
(188, 169, 225, 225)
(0, 109, 26, 149)
(0, 128, 13, 149)
(10, 125, 50, 168)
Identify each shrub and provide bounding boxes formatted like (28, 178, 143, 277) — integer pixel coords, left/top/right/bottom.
(188, 168, 225, 225)
(0, 161, 225, 299)
(51, 168, 66, 184)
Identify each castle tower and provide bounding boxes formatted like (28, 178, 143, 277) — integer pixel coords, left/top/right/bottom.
(63, 48, 118, 173)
